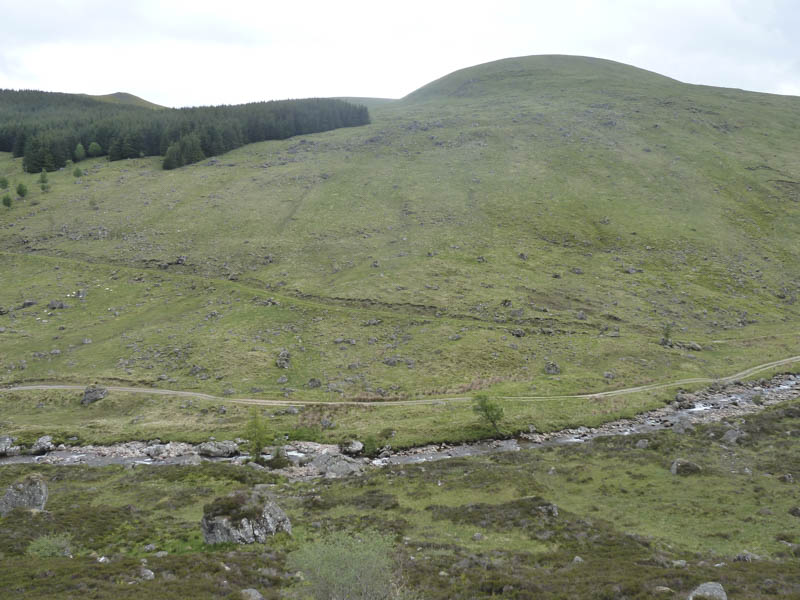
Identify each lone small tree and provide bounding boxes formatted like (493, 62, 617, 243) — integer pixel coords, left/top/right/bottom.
(73, 143, 86, 162)
(0, 175, 8, 189)
(87, 142, 102, 157)
(2, 194, 11, 208)
(245, 408, 270, 462)
(73, 167, 82, 178)
(473, 393, 504, 435)
(16, 183, 27, 198)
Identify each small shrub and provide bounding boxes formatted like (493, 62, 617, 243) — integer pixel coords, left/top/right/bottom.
(73, 167, 82, 178)
(362, 435, 380, 456)
(473, 393, 504, 434)
(265, 447, 290, 469)
(26, 533, 73, 558)
(287, 530, 402, 600)
(0, 175, 8, 189)
(16, 183, 27, 198)
(2, 194, 10, 208)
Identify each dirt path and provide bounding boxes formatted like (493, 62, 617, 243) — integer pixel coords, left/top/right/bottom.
(4, 355, 799, 407)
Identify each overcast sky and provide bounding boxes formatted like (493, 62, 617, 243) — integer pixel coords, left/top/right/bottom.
(1, 0, 798, 107)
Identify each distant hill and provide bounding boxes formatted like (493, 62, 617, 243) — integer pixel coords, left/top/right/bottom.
(0, 54, 798, 404)
(85, 92, 165, 110)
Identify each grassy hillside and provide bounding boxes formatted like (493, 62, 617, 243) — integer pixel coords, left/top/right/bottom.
(85, 92, 165, 110)
(1, 55, 799, 415)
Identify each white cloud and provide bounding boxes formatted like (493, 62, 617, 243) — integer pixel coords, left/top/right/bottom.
(0, 0, 798, 106)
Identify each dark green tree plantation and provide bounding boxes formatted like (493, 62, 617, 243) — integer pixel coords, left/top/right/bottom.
(0, 89, 370, 172)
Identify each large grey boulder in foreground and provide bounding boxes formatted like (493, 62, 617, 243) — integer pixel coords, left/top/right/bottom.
(687, 582, 727, 600)
(0, 475, 49, 516)
(201, 488, 291, 544)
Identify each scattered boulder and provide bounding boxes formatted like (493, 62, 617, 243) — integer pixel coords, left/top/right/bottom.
(310, 452, 362, 478)
(82, 384, 108, 405)
(544, 361, 561, 375)
(275, 349, 291, 369)
(687, 582, 727, 600)
(306, 378, 322, 389)
(241, 590, 265, 600)
(672, 416, 695, 435)
(721, 429, 742, 445)
(0, 435, 22, 457)
(342, 440, 364, 456)
(778, 473, 794, 484)
(510, 329, 526, 338)
(790, 507, 800, 518)
(733, 550, 760, 562)
(198, 440, 239, 458)
(138, 567, 155, 581)
(31, 435, 54, 455)
(576, 310, 587, 320)
(670, 459, 702, 476)
(0, 475, 49, 516)
(635, 439, 650, 449)
(201, 489, 291, 544)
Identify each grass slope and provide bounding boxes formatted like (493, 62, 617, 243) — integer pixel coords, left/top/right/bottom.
(1, 54, 799, 417)
(85, 92, 165, 110)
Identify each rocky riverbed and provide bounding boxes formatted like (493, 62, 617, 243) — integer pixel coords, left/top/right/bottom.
(1, 373, 797, 478)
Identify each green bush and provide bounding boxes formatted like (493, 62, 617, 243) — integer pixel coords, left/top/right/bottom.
(288, 530, 404, 600)
(16, 183, 27, 198)
(0, 175, 8, 189)
(26, 533, 73, 558)
(87, 142, 102, 157)
(2, 194, 10, 208)
(73, 167, 83, 178)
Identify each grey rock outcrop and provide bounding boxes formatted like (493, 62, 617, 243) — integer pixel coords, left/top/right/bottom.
(201, 489, 291, 544)
(0, 475, 49, 516)
(31, 435, 54, 455)
(198, 440, 239, 458)
(82, 385, 108, 405)
(687, 582, 727, 600)
(241, 590, 265, 600)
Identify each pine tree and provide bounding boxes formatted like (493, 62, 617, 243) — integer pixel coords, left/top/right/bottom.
(74, 143, 86, 162)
